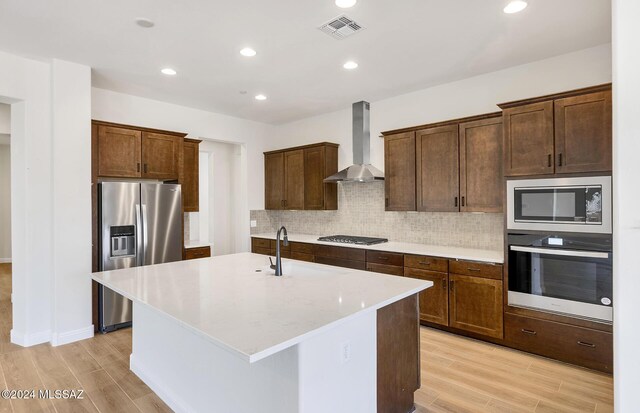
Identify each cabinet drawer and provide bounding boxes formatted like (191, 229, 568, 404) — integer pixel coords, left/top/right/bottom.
(270, 240, 291, 251)
(449, 260, 502, 280)
(366, 262, 404, 276)
(315, 256, 366, 270)
(290, 242, 314, 254)
(251, 238, 271, 250)
(291, 252, 314, 263)
(404, 255, 448, 272)
(184, 246, 211, 260)
(252, 247, 271, 256)
(366, 250, 404, 267)
(505, 313, 613, 373)
(314, 245, 366, 262)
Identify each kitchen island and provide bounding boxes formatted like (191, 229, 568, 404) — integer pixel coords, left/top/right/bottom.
(92, 252, 431, 413)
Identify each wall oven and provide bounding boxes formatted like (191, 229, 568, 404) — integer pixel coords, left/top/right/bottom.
(507, 176, 612, 234)
(508, 233, 612, 323)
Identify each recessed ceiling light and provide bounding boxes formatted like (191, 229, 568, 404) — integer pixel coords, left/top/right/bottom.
(503, 0, 528, 14)
(255, 94, 267, 101)
(343, 61, 358, 70)
(135, 18, 155, 28)
(161, 68, 177, 76)
(240, 47, 257, 57)
(335, 0, 357, 8)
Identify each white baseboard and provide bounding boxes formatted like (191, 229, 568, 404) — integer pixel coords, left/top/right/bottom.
(51, 325, 94, 346)
(0, 258, 11, 263)
(10, 328, 51, 347)
(130, 355, 190, 413)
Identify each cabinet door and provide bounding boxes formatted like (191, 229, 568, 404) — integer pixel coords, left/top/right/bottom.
(554, 90, 612, 174)
(405, 268, 448, 326)
(503, 101, 554, 176)
(459, 117, 503, 213)
(284, 149, 305, 210)
(183, 140, 200, 212)
(449, 274, 503, 339)
(304, 146, 326, 210)
(141, 132, 181, 180)
(384, 132, 416, 211)
(415, 125, 460, 212)
(264, 152, 284, 210)
(97, 126, 142, 178)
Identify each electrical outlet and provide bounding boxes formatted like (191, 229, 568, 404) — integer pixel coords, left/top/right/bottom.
(250, 220, 257, 228)
(341, 341, 351, 364)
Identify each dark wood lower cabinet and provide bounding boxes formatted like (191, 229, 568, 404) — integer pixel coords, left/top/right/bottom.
(404, 268, 448, 326)
(366, 262, 404, 276)
(184, 246, 211, 260)
(377, 294, 419, 413)
(448, 273, 503, 339)
(505, 313, 613, 373)
(315, 256, 366, 270)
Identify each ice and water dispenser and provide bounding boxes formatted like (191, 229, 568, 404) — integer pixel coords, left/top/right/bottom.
(109, 225, 136, 258)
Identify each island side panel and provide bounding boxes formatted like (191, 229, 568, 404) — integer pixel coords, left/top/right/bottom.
(377, 293, 420, 413)
(297, 310, 377, 412)
(129, 303, 299, 413)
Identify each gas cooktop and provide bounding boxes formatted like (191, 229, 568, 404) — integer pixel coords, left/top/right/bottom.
(317, 235, 389, 246)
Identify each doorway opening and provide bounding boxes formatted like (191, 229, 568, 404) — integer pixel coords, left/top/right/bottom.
(0, 102, 13, 345)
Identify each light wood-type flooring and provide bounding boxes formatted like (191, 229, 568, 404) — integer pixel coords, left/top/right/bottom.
(0, 263, 613, 412)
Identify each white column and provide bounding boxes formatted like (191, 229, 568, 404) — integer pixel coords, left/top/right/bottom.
(613, 0, 640, 410)
(50, 59, 93, 345)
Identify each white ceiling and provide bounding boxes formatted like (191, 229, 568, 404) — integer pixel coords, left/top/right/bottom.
(0, 0, 611, 124)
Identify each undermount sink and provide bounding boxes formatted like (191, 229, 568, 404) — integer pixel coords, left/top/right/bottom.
(260, 260, 340, 278)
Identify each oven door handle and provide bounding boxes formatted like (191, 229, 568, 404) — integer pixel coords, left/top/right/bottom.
(509, 246, 609, 259)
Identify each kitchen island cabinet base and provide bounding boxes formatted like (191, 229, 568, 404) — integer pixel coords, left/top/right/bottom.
(130, 297, 419, 413)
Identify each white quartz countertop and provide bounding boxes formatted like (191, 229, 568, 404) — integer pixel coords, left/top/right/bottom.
(251, 233, 504, 264)
(184, 239, 212, 249)
(92, 252, 431, 363)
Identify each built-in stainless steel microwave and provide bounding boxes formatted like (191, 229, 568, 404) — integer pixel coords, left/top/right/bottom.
(507, 176, 612, 234)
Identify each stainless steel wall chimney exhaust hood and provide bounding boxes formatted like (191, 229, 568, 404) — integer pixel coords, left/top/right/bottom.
(324, 101, 384, 183)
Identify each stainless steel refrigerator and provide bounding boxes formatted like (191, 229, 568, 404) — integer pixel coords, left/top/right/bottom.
(98, 182, 182, 332)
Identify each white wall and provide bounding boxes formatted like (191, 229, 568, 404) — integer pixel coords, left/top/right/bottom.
(613, 1, 639, 410)
(50, 60, 93, 345)
(0, 143, 10, 262)
(269, 44, 612, 169)
(199, 140, 243, 256)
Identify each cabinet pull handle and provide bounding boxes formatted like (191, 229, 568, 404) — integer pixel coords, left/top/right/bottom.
(378, 256, 389, 261)
(143, 163, 148, 173)
(442, 278, 447, 290)
(284, 199, 287, 208)
(558, 153, 563, 167)
(577, 341, 596, 348)
(418, 261, 431, 266)
(385, 198, 389, 208)
(449, 280, 454, 290)
(461, 196, 465, 207)
(137, 163, 141, 172)
(521, 329, 537, 336)
(548, 154, 552, 167)
(467, 268, 481, 272)
(454, 197, 458, 207)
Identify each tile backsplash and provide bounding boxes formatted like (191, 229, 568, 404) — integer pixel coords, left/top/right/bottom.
(250, 181, 504, 251)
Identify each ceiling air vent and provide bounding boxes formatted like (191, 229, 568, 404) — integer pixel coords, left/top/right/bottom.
(318, 15, 365, 40)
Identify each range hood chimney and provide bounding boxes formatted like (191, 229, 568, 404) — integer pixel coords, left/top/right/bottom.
(324, 101, 384, 183)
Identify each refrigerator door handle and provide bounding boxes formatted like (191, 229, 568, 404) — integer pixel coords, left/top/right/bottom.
(141, 204, 148, 265)
(135, 203, 144, 267)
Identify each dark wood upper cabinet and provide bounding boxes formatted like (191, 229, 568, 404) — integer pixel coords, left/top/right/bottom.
(459, 117, 503, 213)
(141, 132, 182, 180)
(502, 101, 555, 177)
(97, 125, 142, 178)
(554, 90, 612, 174)
(499, 84, 612, 177)
(404, 268, 449, 326)
(284, 149, 305, 210)
(304, 145, 338, 210)
(448, 273, 503, 339)
(415, 125, 459, 212)
(264, 152, 285, 210)
(183, 138, 201, 212)
(384, 132, 416, 211)
(264, 143, 338, 211)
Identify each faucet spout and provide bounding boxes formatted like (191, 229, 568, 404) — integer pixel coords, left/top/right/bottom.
(274, 226, 288, 276)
